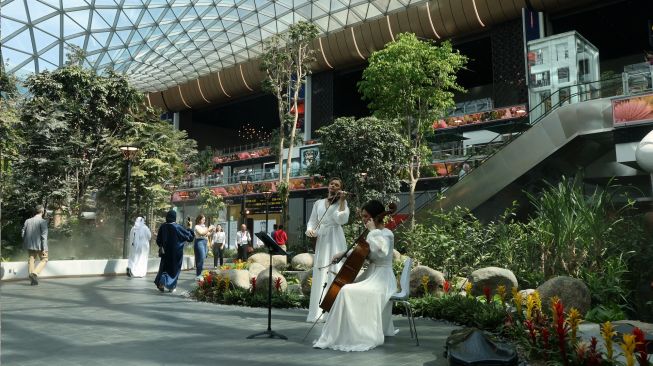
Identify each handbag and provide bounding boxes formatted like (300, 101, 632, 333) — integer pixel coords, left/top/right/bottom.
(158, 246, 165, 257)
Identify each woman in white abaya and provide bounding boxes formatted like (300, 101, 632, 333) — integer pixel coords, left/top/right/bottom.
(128, 217, 152, 278)
(313, 200, 397, 352)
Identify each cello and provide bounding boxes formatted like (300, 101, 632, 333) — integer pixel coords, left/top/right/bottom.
(319, 203, 397, 313)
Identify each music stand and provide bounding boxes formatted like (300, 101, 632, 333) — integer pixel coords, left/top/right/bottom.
(247, 231, 288, 340)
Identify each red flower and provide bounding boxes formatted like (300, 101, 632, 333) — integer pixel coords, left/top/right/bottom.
(250, 277, 257, 292)
(274, 277, 282, 292)
(443, 280, 451, 294)
(525, 320, 537, 345)
(633, 327, 648, 366)
(483, 287, 491, 303)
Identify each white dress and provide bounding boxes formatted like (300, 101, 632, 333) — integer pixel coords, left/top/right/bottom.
(313, 228, 397, 352)
(128, 217, 152, 277)
(306, 198, 349, 322)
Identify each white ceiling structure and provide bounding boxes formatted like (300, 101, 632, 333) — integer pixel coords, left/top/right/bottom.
(0, 0, 424, 92)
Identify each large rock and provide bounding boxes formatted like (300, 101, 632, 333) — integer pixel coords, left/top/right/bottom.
(248, 263, 266, 278)
(255, 269, 287, 294)
(409, 265, 445, 297)
(247, 253, 287, 269)
(393, 249, 402, 263)
(536, 276, 591, 314)
(298, 270, 312, 295)
(223, 269, 251, 290)
(468, 267, 518, 296)
(291, 253, 314, 270)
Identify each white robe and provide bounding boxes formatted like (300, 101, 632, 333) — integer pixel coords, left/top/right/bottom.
(313, 228, 397, 351)
(128, 217, 152, 277)
(306, 198, 349, 322)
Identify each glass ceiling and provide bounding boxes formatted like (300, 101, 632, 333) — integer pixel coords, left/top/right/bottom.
(1, 0, 423, 92)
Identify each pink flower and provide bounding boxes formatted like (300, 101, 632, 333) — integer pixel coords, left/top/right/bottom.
(614, 100, 653, 122)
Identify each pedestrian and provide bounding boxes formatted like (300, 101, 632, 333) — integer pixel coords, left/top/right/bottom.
(154, 210, 194, 293)
(211, 224, 226, 268)
(193, 215, 214, 280)
(235, 224, 251, 262)
(22, 205, 49, 286)
(127, 216, 152, 278)
(273, 224, 288, 252)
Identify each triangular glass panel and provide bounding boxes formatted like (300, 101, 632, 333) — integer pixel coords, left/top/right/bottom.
(15, 60, 35, 79)
(2, 0, 27, 23)
(312, 3, 328, 19)
(123, 7, 143, 25)
(96, 8, 120, 27)
(346, 9, 362, 25)
(1, 47, 30, 70)
(171, 5, 188, 20)
(115, 11, 134, 27)
(65, 9, 91, 29)
(91, 11, 112, 30)
(38, 0, 63, 9)
(146, 6, 165, 22)
(313, 16, 329, 32)
(2, 34, 34, 54)
(329, 0, 346, 12)
(115, 29, 133, 43)
(295, 3, 312, 20)
(64, 35, 86, 50)
(371, 0, 391, 13)
(62, 15, 86, 37)
(34, 28, 59, 50)
(33, 14, 61, 38)
(28, 1, 58, 22)
(39, 44, 60, 65)
(38, 57, 59, 71)
(0, 18, 26, 38)
(91, 31, 111, 48)
(61, 0, 86, 7)
(351, 3, 369, 20)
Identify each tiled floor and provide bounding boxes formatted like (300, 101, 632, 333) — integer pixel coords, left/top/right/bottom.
(1, 271, 459, 366)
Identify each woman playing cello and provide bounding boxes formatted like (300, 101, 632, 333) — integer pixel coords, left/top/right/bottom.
(313, 200, 397, 352)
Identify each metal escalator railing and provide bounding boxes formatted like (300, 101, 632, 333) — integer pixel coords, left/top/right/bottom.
(415, 72, 650, 214)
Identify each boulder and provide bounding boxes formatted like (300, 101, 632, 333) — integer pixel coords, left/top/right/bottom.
(223, 269, 251, 290)
(291, 253, 314, 271)
(468, 267, 518, 296)
(536, 276, 591, 314)
(247, 253, 287, 269)
(248, 263, 266, 278)
(298, 270, 312, 295)
(255, 269, 288, 294)
(392, 249, 402, 263)
(409, 265, 445, 297)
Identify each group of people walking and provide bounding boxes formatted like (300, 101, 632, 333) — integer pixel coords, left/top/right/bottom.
(21, 175, 397, 353)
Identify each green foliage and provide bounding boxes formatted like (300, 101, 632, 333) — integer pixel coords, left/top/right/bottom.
(359, 33, 468, 227)
(400, 294, 505, 330)
(191, 146, 215, 176)
(191, 274, 309, 309)
(584, 304, 627, 323)
(399, 177, 649, 315)
(311, 116, 410, 210)
(197, 187, 225, 224)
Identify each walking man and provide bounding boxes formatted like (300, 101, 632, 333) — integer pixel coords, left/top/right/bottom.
(22, 205, 49, 286)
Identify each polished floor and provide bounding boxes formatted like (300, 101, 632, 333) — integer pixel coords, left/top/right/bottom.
(1, 271, 459, 366)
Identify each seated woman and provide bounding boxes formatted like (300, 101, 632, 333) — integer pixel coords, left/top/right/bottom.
(313, 200, 397, 352)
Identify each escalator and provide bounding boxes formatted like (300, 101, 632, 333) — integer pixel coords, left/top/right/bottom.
(415, 74, 639, 219)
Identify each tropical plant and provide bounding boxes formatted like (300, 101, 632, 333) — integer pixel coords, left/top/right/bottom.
(311, 116, 410, 211)
(260, 21, 318, 225)
(196, 187, 225, 225)
(359, 33, 467, 228)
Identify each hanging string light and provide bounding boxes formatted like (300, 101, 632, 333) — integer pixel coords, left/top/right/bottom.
(238, 122, 272, 144)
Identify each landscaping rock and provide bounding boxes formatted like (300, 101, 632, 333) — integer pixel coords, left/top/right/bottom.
(536, 276, 591, 314)
(247, 253, 287, 269)
(223, 269, 250, 290)
(248, 263, 266, 278)
(468, 267, 518, 296)
(298, 270, 312, 295)
(255, 269, 287, 294)
(393, 249, 401, 263)
(291, 253, 314, 270)
(409, 265, 445, 297)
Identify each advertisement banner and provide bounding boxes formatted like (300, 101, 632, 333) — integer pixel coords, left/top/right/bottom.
(612, 93, 653, 127)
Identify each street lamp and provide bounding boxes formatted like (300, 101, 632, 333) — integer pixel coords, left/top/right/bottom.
(120, 145, 139, 259)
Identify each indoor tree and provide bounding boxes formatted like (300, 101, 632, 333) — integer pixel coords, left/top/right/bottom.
(310, 116, 409, 212)
(358, 33, 467, 228)
(260, 21, 318, 224)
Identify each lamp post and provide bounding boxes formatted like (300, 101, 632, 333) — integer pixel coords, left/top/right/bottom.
(120, 145, 139, 259)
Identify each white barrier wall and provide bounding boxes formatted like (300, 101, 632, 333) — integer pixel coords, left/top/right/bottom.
(0, 256, 196, 281)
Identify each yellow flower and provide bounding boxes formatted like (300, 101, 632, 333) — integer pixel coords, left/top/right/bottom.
(532, 291, 542, 312)
(497, 285, 506, 304)
(307, 276, 312, 287)
(223, 275, 231, 290)
(421, 275, 430, 295)
(465, 282, 473, 297)
(511, 286, 518, 299)
(513, 291, 523, 316)
(601, 321, 617, 360)
(526, 293, 536, 321)
(550, 296, 560, 325)
(566, 308, 582, 343)
(619, 334, 636, 366)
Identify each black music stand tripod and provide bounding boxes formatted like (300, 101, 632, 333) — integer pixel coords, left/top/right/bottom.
(247, 231, 288, 340)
